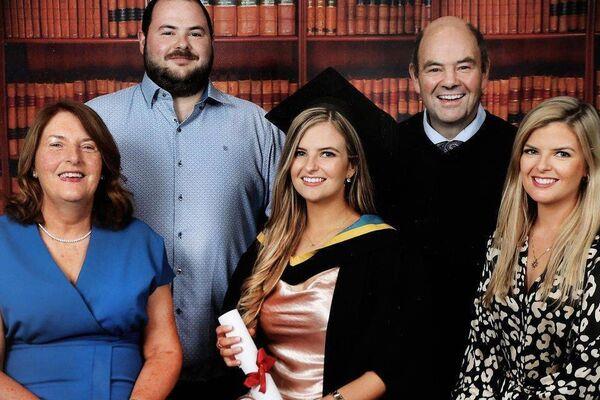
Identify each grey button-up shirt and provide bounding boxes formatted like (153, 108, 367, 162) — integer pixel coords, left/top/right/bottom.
(88, 74, 285, 380)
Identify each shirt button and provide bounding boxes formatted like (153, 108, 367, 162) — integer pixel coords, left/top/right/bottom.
(162, 93, 166, 97)
(176, 308, 182, 315)
(177, 127, 182, 133)
(178, 232, 182, 238)
(178, 160, 183, 167)
(176, 268, 183, 274)
(178, 194, 183, 201)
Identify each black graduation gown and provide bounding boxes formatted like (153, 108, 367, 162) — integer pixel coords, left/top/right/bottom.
(380, 111, 517, 399)
(222, 225, 407, 399)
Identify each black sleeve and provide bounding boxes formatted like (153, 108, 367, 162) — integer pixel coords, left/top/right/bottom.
(222, 240, 260, 312)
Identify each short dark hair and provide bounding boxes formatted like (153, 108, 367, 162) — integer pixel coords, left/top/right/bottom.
(5, 101, 134, 230)
(410, 22, 489, 76)
(142, 0, 214, 38)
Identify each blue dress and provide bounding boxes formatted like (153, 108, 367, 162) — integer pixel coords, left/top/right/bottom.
(0, 216, 175, 400)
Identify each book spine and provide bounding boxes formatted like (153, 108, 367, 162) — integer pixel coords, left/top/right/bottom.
(382, 77, 390, 114)
(407, 78, 419, 115)
(397, 0, 404, 34)
(499, 79, 509, 121)
(404, 0, 413, 33)
(543, 75, 552, 99)
(93, 0, 102, 37)
(500, 0, 508, 33)
(238, 0, 259, 36)
(389, 77, 398, 119)
(372, 78, 383, 109)
(355, 0, 366, 34)
(126, 0, 136, 36)
(479, 0, 487, 33)
(347, 0, 356, 34)
(508, 77, 520, 126)
(32, 0, 42, 37)
(66, 0, 76, 37)
(492, 80, 500, 117)
(250, 79, 262, 105)
(389, 0, 397, 33)
(262, 79, 273, 111)
(39, 0, 50, 37)
(517, 0, 526, 32)
(326, 0, 337, 35)
(16, 83, 27, 156)
(239, 79, 251, 100)
(307, 0, 315, 34)
(260, 0, 277, 36)
(577, 0, 586, 31)
(508, 0, 517, 32)
(398, 78, 408, 117)
(378, 0, 389, 34)
(470, 0, 477, 28)
(135, 0, 144, 35)
(567, 0, 576, 31)
(486, 0, 493, 32)
(549, 0, 558, 31)
(315, 0, 326, 34)
(7, 84, 18, 160)
(462, 0, 469, 24)
(492, 0, 499, 33)
(277, 0, 295, 35)
(271, 79, 280, 106)
(541, 0, 549, 31)
(24, 0, 34, 38)
(558, 0, 567, 32)
(108, 0, 117, 37)
(532, 75, 543, 108)
(366, 0, 377, 34)
(214, 0, 237, 36)
(533, 0, 541, 32)
(279, 79, 289, 101)
(337, 0, 347, 34)
(414, 0, 421, 32)
(363, 79, 373, 101)
(116, 0, 126, 37)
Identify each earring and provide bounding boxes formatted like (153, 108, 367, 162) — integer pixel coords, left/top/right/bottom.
(100, 175, 105, 181)
(32, 170, 37, 178)
(345, 177, 351, 184)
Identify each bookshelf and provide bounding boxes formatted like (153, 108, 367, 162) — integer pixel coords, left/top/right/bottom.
(1, 0, 599, 213)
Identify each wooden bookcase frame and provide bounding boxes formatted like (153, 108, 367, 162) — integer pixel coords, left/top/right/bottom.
(1, 0, 599, 212)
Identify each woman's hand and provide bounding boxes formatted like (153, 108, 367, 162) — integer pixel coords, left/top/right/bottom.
(215, 325, 255, 367)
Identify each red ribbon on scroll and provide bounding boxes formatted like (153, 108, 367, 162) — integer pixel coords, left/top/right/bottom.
(243, 348, 276, 394)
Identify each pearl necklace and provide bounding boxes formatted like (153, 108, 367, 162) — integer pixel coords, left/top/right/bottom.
(38, 224, 92, 244)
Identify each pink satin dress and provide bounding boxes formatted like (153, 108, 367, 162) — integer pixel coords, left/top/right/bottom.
(258, 267, 340, 400)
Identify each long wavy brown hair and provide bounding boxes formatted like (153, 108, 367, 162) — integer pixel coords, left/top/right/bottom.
(237, 107, 376, 331)
(5, 100, 133, 230)
(484, 97, 600, 306)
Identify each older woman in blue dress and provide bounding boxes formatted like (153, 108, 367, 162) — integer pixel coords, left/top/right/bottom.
(0, 101, 182, 399)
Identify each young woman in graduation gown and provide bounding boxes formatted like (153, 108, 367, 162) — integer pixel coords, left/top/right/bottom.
(0, 101, 182, 399)
(216, 70, 405, 400)
(454, 97, 600, 399)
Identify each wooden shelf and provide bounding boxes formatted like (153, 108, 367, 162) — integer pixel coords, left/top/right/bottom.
(484, 33, 586, 40)
(307, 35, 417, 42)
(5, 36, 299, 44)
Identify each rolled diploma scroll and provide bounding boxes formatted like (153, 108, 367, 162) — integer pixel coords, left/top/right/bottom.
(218, 309, 282, 400)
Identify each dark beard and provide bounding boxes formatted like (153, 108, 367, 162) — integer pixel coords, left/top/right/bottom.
(144, 47, 214, 98)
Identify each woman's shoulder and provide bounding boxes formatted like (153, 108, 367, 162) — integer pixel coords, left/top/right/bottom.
(0, 214, 32, 238)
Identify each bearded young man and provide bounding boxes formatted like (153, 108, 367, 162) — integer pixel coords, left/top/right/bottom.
(87, 0, 284, 397)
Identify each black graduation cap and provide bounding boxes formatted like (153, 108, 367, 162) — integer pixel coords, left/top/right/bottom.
(265, 67, 400, 217)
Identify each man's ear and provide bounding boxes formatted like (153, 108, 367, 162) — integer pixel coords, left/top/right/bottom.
(138, 30, 146, 56)
(409, 63, 421, 95)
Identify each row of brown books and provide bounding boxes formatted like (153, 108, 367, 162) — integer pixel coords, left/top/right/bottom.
(307, 0, 432, 36)
(210, 77, 299, 110)
(440, 0, 588, 34)
(595, 71, 600, 111)
(206, 0, 296, 36)
(3, 0, 296, 39)
(6, 80, 138, 161)
(349, 76, 423, 120)
(4, 0, 149, 39)
(483, 75, 584, 125)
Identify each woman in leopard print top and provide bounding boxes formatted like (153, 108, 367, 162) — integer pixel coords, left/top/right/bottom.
(454, 97, 600, 399)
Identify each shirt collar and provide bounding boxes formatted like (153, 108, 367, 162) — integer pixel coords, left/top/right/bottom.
(422, 104, 486, 144)
(140, 73, 232, 108)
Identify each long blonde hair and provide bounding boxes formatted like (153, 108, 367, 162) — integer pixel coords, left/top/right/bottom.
(484, 97, 600, 306)
(238, 107, 376, 330)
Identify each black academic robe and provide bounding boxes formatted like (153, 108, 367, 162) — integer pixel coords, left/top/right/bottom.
(381, 111, 517, 399)
(222, 227, 407, 399)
